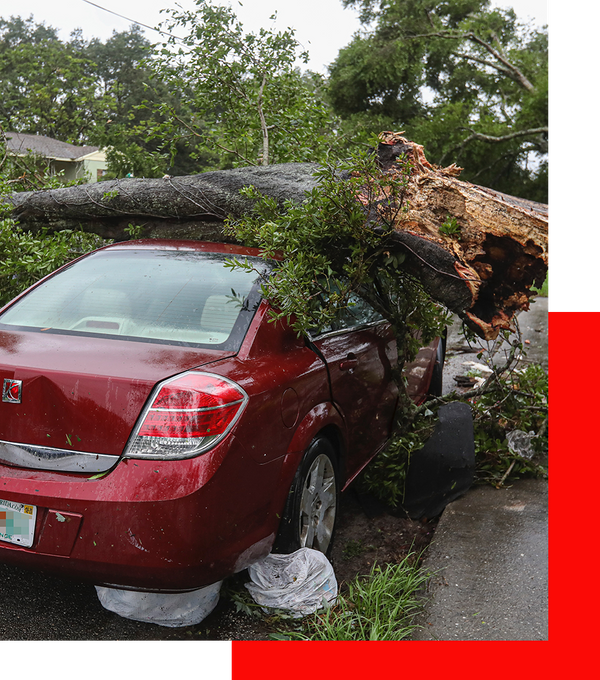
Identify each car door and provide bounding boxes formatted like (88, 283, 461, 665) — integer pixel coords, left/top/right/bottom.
(309, 294, 398, 483)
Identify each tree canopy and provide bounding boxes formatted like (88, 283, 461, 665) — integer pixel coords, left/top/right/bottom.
(328, 0, 547, 201)
(0, 15, 169, 176)
(0, 16, 108, 143)
(0, 1, 547, 200)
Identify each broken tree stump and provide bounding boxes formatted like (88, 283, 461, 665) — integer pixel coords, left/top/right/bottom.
(373, 131, 548, 339)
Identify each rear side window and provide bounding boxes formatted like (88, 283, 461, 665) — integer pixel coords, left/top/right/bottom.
(0, 249, 269, 350)
(308, 287, 385, 338)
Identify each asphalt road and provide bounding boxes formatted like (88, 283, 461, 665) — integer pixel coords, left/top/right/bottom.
(0, 561, 195, 640)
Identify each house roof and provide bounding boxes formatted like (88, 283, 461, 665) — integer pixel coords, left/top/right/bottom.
(5, 132, 102, 162)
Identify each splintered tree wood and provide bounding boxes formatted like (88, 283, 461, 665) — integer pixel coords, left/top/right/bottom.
(5, 135, 547, 340)
(373, 132, 548, 339)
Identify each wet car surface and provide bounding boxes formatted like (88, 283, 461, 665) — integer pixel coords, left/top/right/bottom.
(0, 240, 440, 593)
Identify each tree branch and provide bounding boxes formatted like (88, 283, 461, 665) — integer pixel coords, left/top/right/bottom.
(462, 31, 535, 91)
(417, 329, 523, 415)
(459, 127, 548, 144)
(408, 29, 535, 92)
(257, 74, 269, 166)
(438, 126, 548, 165)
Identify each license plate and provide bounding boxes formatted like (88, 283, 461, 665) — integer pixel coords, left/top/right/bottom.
(0, 499, 37, 548)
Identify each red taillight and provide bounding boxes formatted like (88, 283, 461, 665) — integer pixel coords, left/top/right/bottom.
(125, 372, 248, 460)
(138, 401, 242, 438)
(150, 374, 244, 411)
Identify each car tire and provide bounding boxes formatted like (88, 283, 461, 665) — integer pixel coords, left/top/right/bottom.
(273, 437, 339, 556)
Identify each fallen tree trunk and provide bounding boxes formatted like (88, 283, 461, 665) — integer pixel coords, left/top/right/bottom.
(5, 134, 547, 339)
(6, 163, 319, 240)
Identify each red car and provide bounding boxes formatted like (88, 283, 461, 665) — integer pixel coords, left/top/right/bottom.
(0, 240, 441, 592)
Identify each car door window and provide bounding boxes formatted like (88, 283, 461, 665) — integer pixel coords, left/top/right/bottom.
(309, 288, 385, 338)
(333, 293, 384, 329)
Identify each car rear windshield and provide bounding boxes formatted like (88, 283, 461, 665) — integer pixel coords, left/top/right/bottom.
(0, 249, 270, 350)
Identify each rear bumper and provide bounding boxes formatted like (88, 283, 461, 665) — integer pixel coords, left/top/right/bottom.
(0, 436, 285, 591)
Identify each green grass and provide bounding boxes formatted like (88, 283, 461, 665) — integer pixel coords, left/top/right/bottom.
(532, 275, 548, 297)
(273, 554, 430, 641)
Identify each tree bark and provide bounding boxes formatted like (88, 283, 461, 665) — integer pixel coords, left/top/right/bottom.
(5, 134, 547, 340)
(7, 162, 318, 235)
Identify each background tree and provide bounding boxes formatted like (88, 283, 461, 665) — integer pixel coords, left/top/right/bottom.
(0, 15, 110, 143)
(328, 0, 547, 201)
(83, 25, 175, 178)
(84, 26, 153, 128)
(0, 16, 176, 178)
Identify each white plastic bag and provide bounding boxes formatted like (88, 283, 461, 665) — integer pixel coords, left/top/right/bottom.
(95, 581, 222, 628)
(506, 429, 537, 460)
(245, 548, 337, 618)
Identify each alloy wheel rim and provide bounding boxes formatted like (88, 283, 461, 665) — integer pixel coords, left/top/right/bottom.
(298, 453, 336, 553)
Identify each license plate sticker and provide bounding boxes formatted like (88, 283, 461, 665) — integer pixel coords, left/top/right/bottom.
(0, 499, 37, 548)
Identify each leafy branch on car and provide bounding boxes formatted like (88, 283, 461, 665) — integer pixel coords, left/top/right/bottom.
(226, 141, 546, 506)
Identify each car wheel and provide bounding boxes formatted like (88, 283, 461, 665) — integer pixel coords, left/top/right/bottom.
(274, 437, 339, 556)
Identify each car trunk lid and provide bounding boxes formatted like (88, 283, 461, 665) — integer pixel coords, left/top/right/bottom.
(0, 329, 234, 460)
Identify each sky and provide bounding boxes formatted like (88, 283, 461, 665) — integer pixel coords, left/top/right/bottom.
(8, 0, 548, 73)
